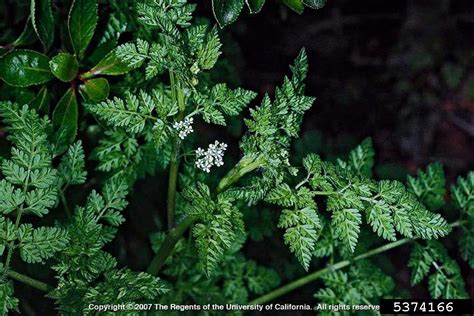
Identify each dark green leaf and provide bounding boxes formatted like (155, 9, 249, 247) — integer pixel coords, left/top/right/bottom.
(80, 77, 109, 102)
(12, 19, 37, 47)
(68, 0, 98, 59)
(283, 0, 304, 14)
(0, 50, 53, 87)
(303, 0, 326, 9)
(31, 0, 54, 50)
(28, 86, 50, 112)
(212, 0, 245, 28)
(49, 52, 78, 82)
(0, 85, 35, 104)
(246, 0, 265, 13)
(53, 88, 78, 147)
(83, 48, 134, 78)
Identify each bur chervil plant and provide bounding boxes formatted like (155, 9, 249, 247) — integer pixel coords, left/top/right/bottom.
(0, 0, 472, 315)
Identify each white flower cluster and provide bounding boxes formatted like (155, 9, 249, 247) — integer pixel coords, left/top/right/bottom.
(173, 117, 194, 140)
(195, 141, 228, 173)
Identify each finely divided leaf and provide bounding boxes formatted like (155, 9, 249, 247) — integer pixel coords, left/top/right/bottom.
(58, 141, 87, 186)
(278, 208, 321, 270)
(19, 226, 69, 263)
(408, 163, 446, 210)
(331, 208, 361, 252)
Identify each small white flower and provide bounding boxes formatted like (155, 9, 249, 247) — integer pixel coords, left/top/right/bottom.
(173, 117, 194, 140)
(195, 141, 228, 173)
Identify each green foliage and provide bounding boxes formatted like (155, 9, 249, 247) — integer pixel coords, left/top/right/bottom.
(212, 0, 327, 27)
(183, 182, 245, 276)
(31, 0, 54, 50)
(68, 0, 98, 59)
(0, 102, 69, 312)
(0, 50, 53, 87)
(452, 171, 473, 216)
(452, 172, 474, 268)
(194, 83, 257, 126)
(225, 49, 315, 204)
(49, 53, 79, 82)
(264, 138, 450, 269)
(0, 102, 58, 218)
(50, 177, 168, 314)
(0, 280, 19, 314)
(314, 261, 394, 315)
(0, 0, 471, 313)
(58, 141, 87, 186)
(407, 162, 446, 210)
(151, 231, 280, 304)
(408, 241, 467, 299)
(80, 77, 110, 102)
(212, 0, 245, 27)
(52, 88, 78, 151)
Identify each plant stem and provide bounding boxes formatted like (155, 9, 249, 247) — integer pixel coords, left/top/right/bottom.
(60, 190, 71, 219)
(249, 220, 462, 304)
(249, 238, 411, 304)
(166, 71, 186, 230)
(217, 154, 266, 193)
(167, 156, 179, 230)
(6, 270, 53, 292)
(3, 208, 24, 274)
(149, 155, 263, 274)
(147, 215, 198, 275)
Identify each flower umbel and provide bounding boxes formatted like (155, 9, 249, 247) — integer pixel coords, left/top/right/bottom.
(195, 141, 228, 173)
(173, 117, 194, 140)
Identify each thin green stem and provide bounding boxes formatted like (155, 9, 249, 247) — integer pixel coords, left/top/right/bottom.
(313, 191, 334, 196)
(149, 155, 264, 274)
(249, 220, 462, 305)
(295, 174, 310, 190)
(6, 270, 53, 292)
(167, 156, 179, 230)
(3, 208, 24, 274)
(166, 70, 186, 230)
(147, 215, 198, 275)
(60, 190, 71, 219)
(249, 238, 411, 304)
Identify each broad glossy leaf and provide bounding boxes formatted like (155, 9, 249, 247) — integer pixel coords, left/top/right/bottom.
(49, 52, 78, 82)
(53, 88, 78, 147)
(0, 50, 53, 87)
(246, 0, 265, 13)
(68, 0, 98, 59)
(82, 48, 134, 78)
(283, 0, 304, 13)
(212, 0, 245, 28)
(31, 0, 54, 50)
(80, 77, 109, 102)
(303, 0, 326, 9)
(28, 86, 50, 112)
